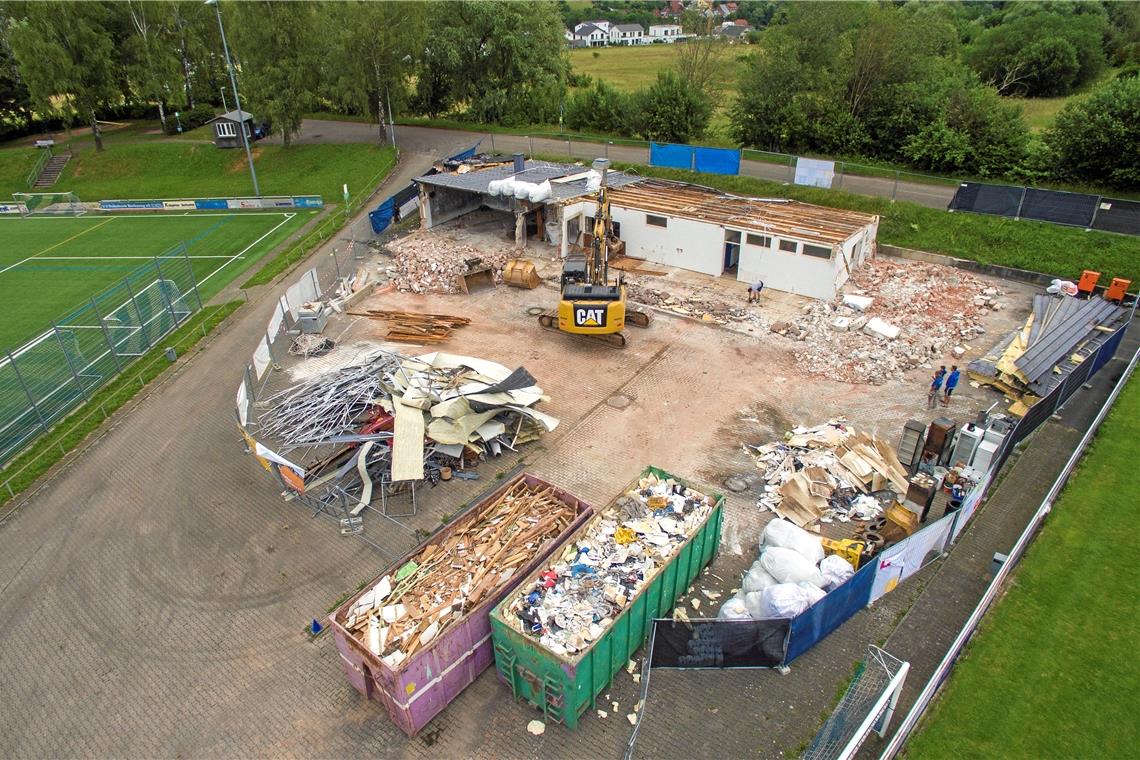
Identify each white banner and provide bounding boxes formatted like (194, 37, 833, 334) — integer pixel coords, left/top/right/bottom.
(870, 541, 908, 602)
(252, 337, 271, 380)
(163, 200, 197, 211)
(898, 514, 955, 583)
(795, 157, 835, 189)
(0, 203, 27, 215)
(951, 471, 992, 542)
(253, 441, 305, 478)
(267, 302, 285, 338)
(236, 379, 250, 427)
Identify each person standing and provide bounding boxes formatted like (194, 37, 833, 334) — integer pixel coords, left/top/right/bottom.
(927, 365, 947, 408)
(942, 365, 960, 405)
(747, 280, 764, 304)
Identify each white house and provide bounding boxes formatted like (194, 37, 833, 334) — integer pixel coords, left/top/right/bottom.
(576, 20, 611, 35)
(571, 23, 608, 47)
(609, 24, 646, 45)
(649, 24, 683, 42)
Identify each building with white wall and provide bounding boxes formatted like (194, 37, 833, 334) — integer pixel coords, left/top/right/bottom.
(649, 24, 684, 42)
(609, 24, 647, 45)
(415, 160, 878, 301)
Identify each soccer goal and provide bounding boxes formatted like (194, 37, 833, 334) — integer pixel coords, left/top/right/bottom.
(13, 191, 86, 216)
(98, 278, 192, 356)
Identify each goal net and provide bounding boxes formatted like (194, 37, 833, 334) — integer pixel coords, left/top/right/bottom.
(13, 191, 86, 216)
(98, 279, 192, 356)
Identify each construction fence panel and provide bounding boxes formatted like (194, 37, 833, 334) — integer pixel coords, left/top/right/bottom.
(649, 619, 790, 669)
(1019, 188, 1098, 228)
(785, 561, 876, 664)
(693, 146, 741, 176)
(947, 182, 1022, 217)
(649, 142, 696, 171)
(1091, 197, 1140, 236)
(1088, 322, 1128, 377)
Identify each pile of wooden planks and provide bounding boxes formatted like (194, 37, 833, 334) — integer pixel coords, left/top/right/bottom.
(342, 480, 576, 668)
(350, 309, 471, 344)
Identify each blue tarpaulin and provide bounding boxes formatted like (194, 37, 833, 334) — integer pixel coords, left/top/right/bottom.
(368, 196, 397, 235)
(784, 562, 876, 664)
(650, 142, 741, 175)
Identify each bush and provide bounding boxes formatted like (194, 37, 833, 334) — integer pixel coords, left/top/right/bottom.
(1043, 76, 1140, 189)
(165, 104, 218, 135)
(566, 71, 593, 88)
(566, 80, 636, 136)
(1018, 37, 1080, 97)
(632, 70, 711, 144)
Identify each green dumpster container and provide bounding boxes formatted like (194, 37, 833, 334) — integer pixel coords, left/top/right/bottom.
(489, 466, 724, 728)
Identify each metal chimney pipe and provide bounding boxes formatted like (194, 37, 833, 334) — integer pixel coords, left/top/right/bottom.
(513, 153, 525, 173)
(592, 158, 610, 188)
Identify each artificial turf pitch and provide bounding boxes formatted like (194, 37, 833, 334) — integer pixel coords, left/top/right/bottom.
(0, 210, 309, 352)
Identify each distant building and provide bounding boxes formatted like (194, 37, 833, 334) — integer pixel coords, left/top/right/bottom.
(206, 109, 262, 149)
(609, 23, 646, 46)
(576, 20, 611, 35)
(649, 24, 683, 43)
(569, 23, 608, 47)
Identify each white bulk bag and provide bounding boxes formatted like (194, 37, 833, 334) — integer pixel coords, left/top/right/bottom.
(717, 595, 751, 621)
(820, 554, 855, 589)
(742, 560, 779, 593)
(761, 519, 825, 564)
(760, 546, 827, 588)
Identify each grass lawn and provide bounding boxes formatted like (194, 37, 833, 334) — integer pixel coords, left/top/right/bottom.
(904, 373, 1140, 759)
(0, 212, 309, 352)
(589, 161, 1140, 283)
(570, 45, 682, 91)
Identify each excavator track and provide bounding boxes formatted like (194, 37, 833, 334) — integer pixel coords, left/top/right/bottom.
(537, 311, 627, 348)
(625, 307, 653, 328)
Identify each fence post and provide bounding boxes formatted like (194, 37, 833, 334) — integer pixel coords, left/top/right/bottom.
(787, 154, 796, 183)
(122, 277, 153, 350)
(1086, 195, 1103, 231)
(527, 135, 533, 157)
(835, 161, 845, 190)
(182, 245, 205, 312)
(151, 256, 182, 328)
(1014, 186, 1027, 220)
(310, 267, 321, 298)
(567, 139, 572, 158)
(264, 328, 278, 366)
(892, 171, 900, 202)
(51, 323, 90, 402)
(7, 349, 50, 433)
(88, 296, 123, 373)
(490, 132, 496, 154)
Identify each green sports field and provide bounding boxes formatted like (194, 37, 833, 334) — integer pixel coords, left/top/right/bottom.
(0, 210, 309, 352)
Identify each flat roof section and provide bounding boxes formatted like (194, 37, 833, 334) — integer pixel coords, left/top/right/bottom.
(604, 179, 878, 246)
(414, 160, 645, 202)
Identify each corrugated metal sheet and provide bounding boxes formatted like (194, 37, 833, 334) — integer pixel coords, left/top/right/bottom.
(1016, 297, 1128, 383)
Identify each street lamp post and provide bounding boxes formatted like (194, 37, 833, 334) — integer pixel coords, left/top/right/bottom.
(207, 0, 260, 197)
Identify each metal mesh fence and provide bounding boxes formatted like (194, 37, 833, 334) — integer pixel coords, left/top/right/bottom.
(0, 252, 202, 466)
(803, 646, 907, 760)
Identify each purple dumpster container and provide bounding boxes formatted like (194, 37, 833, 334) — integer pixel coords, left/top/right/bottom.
(329, 472, 592, 736)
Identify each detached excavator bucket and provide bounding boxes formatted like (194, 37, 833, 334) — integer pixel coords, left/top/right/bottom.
(457, 267, 495, 294)
(503, 259, 540, 289)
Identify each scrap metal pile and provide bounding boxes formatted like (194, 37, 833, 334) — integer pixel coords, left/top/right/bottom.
(341, 480, 579, 669)
(746, 420, 909, 529)
(255, 350, 558, 511)
(771, 259, 1003, 385)
(502, 473, 715, 658)
(968, 293, 1129, 414)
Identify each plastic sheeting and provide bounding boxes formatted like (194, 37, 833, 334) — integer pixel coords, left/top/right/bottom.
(649, 618, 790, 668)
(1019, 188, 1098, 227)
(649, 142, 742, 175)
(948, 182, 1022, 217)
(785, 562, 875, 663)
(950, 183, 1140, 236)
(794, 157, 835, 189)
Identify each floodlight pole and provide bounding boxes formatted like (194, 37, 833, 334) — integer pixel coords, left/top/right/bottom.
(209, 0, 260, 197)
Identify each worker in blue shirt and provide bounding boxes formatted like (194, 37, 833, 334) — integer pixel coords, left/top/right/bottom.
(942, 365, 960, 406)
(927, 365, 946, 408)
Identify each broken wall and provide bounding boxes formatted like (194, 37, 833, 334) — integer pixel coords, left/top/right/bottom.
(421, 185, 482, 229)
(736, 238, 843, 300)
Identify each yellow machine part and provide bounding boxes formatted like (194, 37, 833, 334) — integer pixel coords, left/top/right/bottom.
(821, 538, 866, 569)
(556, 293, 626, 335)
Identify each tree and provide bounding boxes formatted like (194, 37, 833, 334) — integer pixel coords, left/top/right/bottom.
(320, 2, 425, 141)
(566, 79, 635, 136)
(1017, 37, 1080, 97)
(673, 16, 728, 101)
(633, 70, 710, 144)
(229, 0, 321, 147)
(119, 1, 182, 132)
(415, 1, 568, 126)
(8, 2, 120, 151)
(1043, 75, 1140, 189)
(0, 11, 33, 128)
(965, 6, 1107, 97)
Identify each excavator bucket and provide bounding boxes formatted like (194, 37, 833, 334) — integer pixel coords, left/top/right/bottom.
(457, 267, 495, 294)
(503, 259, 540, 289)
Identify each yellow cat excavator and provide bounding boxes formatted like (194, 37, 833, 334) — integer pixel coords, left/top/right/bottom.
(537, 159, 651, 348)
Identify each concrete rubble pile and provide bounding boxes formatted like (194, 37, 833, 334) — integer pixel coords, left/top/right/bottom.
(745, 419, 909, 529)
(257, 350, 559, 511)
(384, 227, 516, 294)
(341, 479, 579, 669)
(625, 281, 765, 328)
(770, 258, 1003, 384)
(502, 473, 715, 657)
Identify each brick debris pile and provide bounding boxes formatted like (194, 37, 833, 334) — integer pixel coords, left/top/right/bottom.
(770, 258, 1003, 385)
(625, 281, 765, 328)
(384, 228, 516, 294)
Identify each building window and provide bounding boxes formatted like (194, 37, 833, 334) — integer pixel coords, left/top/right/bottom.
(646, 214, 667, 228)
(215, 121, 237, 138)
(803, 243, 833, 259)
(778, 239, 798, 253)
(746, 233, 770, 247)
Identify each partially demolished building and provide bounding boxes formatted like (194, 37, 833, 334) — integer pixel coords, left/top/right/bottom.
(415, 157, 879, 300)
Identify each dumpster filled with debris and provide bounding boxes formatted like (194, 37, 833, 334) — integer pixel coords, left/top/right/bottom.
(489, 466, 724, 729)
(329, 473, 592, 736)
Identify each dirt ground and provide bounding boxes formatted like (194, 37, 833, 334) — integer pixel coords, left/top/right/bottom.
(249, 226, 1039, 756)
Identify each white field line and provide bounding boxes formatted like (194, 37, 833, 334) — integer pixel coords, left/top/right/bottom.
(31, 255, 242, 260)
(196, 212, 297, 288)
(0, 211, 296, 220)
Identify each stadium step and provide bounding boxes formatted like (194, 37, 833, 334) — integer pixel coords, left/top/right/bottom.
(33, 152, 73, 188)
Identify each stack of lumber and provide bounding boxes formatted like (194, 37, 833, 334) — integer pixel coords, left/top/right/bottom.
(749, 420, 910, 530)
(351, 309, 471, 344)
(341, 480, 577, 668)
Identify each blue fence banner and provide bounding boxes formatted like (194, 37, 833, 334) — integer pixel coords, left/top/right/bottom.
(785, 562, 876, 664)
(650, 143, 741, 175)
(293, 196, 324, 208)
(194, 199, 229, 210)
(99, 199, 164, 210)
